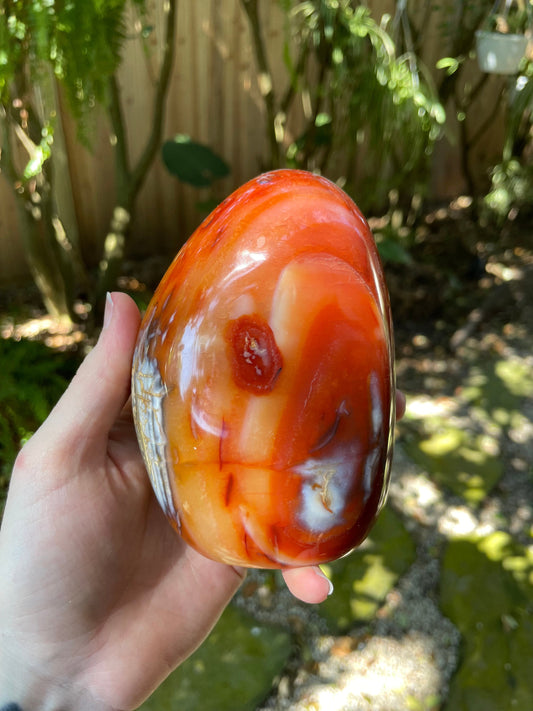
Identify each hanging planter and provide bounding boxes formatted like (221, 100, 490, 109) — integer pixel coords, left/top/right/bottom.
(476, 30, 529, 74)
(476, 0, 533, 75)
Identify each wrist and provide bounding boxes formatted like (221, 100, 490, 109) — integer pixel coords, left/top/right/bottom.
(0, 640, 114, 711)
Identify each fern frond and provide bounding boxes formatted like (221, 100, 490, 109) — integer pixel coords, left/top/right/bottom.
(0, 1, 148, 137)
(0, 338, 79, 479)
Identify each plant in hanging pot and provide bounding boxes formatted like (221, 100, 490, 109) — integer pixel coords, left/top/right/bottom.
(476, 0, 533, 75)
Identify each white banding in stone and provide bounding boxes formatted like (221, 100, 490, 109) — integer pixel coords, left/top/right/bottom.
(294, 447, 357, 533)
(370, 371, 383, 440)
(132, 330, 176, 524)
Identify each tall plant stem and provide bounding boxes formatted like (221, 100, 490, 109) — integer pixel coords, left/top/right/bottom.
(95, 0, 178, 314)
(241, 0, 281, 169)
(1, 94, 78, 323)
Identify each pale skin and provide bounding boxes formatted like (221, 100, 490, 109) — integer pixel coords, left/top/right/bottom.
(0, 292, 406, 711)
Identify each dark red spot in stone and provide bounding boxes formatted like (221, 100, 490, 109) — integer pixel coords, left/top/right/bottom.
(225, 314, 283, 394)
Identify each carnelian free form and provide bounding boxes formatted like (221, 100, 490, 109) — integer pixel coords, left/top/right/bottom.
(132, 169, 395, 569)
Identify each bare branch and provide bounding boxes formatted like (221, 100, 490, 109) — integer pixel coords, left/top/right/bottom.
(129, 0, 178, 200)
(0, 105, 21, 187)
(280, 43, 309, 116)
(467, 86, 505, 149)
(107, 73, 132, 195)
(241, 0, 281, 168)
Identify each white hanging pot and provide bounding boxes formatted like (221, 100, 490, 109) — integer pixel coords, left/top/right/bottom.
(476, 30, 529, 74)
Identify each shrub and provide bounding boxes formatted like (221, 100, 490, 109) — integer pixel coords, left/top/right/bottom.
(0, 338, 79, 503)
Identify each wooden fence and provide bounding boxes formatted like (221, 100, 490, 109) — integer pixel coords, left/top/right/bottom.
(0, 0, 508, 286)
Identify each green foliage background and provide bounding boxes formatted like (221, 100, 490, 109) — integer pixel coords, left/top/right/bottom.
(0, 338, 79, 504)
(0, 0, 146, 125)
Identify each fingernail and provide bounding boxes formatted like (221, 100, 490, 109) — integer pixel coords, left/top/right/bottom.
(315, 567, 334, 596)
(103, 292, 114, 331)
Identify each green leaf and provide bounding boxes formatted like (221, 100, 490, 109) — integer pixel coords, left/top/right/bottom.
(436, 56, 460, 75)
(376, 236, 413, 264)
(23, 143, 51, 180)
(162, 135, 230, 187)
(432, 102, 447, 124)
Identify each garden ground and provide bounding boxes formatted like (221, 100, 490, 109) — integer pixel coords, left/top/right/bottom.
(1, 202, 532, 710)
(142, 203, 533, 711)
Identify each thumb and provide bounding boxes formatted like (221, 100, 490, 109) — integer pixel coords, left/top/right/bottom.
(34, 292, 142, 454)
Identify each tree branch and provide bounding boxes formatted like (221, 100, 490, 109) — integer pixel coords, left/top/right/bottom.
(241, 0, 281, 168)
(129, 0, 177, 200)
(94, 0, 178, 316)
(466, 85, 505, 150)
(280, 43, 309, 116)
(107, 73, 132, 198)
(0, 105, 21, 188)
(299, 19, 330, 168)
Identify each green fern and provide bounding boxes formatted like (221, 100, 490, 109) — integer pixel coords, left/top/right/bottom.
(0, 338, 79, 501)
(1, 0, 147, 132)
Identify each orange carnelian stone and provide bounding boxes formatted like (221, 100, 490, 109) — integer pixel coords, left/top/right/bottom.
(132, 169, 395, 569)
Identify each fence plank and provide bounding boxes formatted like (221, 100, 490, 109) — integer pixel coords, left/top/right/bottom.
(0, 0, 509, 287)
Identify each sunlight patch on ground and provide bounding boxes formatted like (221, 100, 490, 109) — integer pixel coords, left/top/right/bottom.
(438, 505, 483, 538)
(292, 632, 442, 711)
(405, 394, 456, 420)
(0, 305, 88, 350)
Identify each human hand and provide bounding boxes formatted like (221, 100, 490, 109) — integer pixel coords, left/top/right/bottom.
(2, 292, 375, 711)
